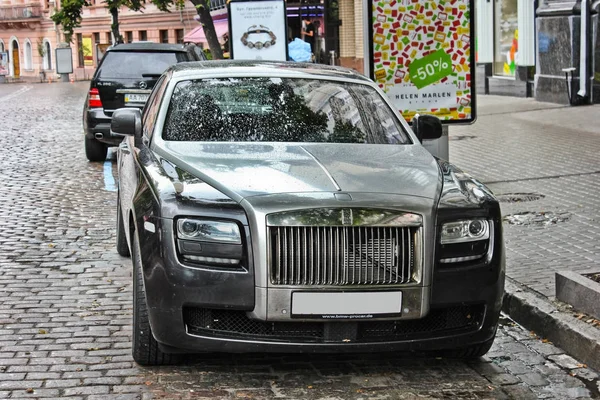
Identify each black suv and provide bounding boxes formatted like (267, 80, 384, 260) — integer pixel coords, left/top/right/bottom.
(83, 42, 206, 161)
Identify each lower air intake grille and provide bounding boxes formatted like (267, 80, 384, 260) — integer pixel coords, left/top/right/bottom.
(183, 305, 485, 343)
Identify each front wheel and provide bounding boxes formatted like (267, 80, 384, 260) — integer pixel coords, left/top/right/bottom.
(85, 136, 107, 162)
(132, 234, 179, 366)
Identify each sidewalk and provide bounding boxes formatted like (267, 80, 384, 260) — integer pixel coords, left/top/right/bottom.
(450, 95, 600, 370)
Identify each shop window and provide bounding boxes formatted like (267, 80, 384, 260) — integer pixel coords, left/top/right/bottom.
(160, 30, 169, 43)
(139, 30, 147, 41)
(126, 31, 133, 43)
(24, 41, 32, 70)
(77, 33, 84, 67)
(176, 29, 184, 44)
(493, 0, 518, 76)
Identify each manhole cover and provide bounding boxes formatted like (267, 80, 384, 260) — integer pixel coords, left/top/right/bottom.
(449, 135, 477, 141)
(496, 193, 545, 203)
(503, 211, 570, 226)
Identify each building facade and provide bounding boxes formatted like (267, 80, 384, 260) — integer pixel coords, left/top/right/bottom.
(0, 0, 202, 82)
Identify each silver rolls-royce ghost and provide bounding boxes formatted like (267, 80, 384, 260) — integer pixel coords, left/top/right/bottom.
(112, 61, 505, 366)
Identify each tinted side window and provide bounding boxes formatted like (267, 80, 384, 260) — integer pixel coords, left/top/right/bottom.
(142, 75, 169, 139)
(96, 52, 184, 79)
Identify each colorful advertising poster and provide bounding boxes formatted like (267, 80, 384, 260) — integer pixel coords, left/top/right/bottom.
(82, 36, 94, 66)
(228, 0, 288, 61)
(367, 0, 476, 123)
(0, 52, 8, 76)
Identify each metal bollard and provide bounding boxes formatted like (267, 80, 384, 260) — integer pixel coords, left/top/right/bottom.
(329, 50, 336, 66)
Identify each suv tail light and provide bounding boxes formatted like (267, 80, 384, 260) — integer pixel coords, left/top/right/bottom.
(88, 88, 102, 108)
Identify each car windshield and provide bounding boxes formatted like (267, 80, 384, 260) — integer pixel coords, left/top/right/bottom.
(162, 77, 411, 144)
(97, 51, 182, 79)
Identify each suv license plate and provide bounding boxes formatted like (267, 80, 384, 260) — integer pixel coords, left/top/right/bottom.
(125, 93, 149, 103)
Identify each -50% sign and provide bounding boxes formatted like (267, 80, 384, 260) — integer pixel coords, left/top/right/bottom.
(409, 50, 453, 89)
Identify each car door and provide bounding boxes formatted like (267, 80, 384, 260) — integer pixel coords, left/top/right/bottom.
(118, 75, 170, 242)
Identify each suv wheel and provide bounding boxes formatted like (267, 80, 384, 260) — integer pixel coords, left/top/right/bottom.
(85, 136, 108, 162)
(132, 233, 179, 366)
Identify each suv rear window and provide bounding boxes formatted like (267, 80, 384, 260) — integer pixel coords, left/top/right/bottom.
(96, 51, 185, 79)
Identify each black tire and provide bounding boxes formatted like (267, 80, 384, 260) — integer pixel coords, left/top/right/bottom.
(132, 235, 179, 366)
(85, 136, 108, 162)
(440, 336, 496, 359)
(116, 195, 130, 257)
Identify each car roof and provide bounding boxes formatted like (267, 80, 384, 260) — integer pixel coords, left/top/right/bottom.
(107, 42, 190, 52)
(168, 60, 372, 82)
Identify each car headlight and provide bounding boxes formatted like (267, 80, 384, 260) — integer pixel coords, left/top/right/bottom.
(177, 218, 242, 244)
(440, 219, 489, 244)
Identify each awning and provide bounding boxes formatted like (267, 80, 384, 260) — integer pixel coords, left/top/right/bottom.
(184, 20, 229, 44)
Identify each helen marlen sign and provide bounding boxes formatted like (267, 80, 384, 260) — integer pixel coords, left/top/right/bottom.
(367, 0, 476, 123)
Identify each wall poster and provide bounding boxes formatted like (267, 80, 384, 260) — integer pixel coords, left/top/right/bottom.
(366, 0, 476, 123)
(228, 0, 288, 61)
(82, 36, 94, 66)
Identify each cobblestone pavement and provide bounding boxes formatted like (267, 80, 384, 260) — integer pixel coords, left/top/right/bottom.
(451, 97, 600, 299)
(0, 83, 598, 399)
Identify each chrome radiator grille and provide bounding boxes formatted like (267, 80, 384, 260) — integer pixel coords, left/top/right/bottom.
(269, 226, 418, 285)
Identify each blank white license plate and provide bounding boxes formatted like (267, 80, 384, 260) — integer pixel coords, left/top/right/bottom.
(292, 291, 402, 317)
(124, 93, 149, 103)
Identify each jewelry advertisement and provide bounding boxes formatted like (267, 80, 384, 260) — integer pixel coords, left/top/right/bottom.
(229, 0, 287, 61)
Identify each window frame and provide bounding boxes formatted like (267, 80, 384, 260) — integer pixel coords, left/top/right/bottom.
(142, 74, 171, 141)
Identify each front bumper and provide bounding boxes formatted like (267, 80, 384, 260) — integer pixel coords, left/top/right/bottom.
(139, 217, 504, 355)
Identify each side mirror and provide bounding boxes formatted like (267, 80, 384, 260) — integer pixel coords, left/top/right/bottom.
(412, 114, 443, 143)
(111, 108, 142, 137)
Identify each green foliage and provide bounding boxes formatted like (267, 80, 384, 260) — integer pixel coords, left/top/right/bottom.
(51, 0, 91, 43)
(36, 40, 46, 58)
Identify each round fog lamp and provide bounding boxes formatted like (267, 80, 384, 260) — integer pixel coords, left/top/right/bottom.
(468, 220, 484, 236)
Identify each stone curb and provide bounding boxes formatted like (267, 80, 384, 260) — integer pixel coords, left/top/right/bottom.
(502, 277, 600, 372)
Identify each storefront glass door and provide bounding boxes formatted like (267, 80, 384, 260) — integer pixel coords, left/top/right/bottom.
(493, 0, 518, 76)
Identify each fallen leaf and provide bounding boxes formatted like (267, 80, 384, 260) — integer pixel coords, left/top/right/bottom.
(357, 389, 364, 393)
(577, 363, 585, 368)
(343, 339, 351, 343)
(145, 381, 152, 386)
(38, 329, 47, 334)
(586, 319, 594, 323)
(307, 386, 313, 389)
(48, 244, 55, 248)
(87, 347, 100, 351)
(26, 388, 34, 394)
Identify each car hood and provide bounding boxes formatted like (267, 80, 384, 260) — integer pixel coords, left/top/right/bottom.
(156, 142, 442, 202)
